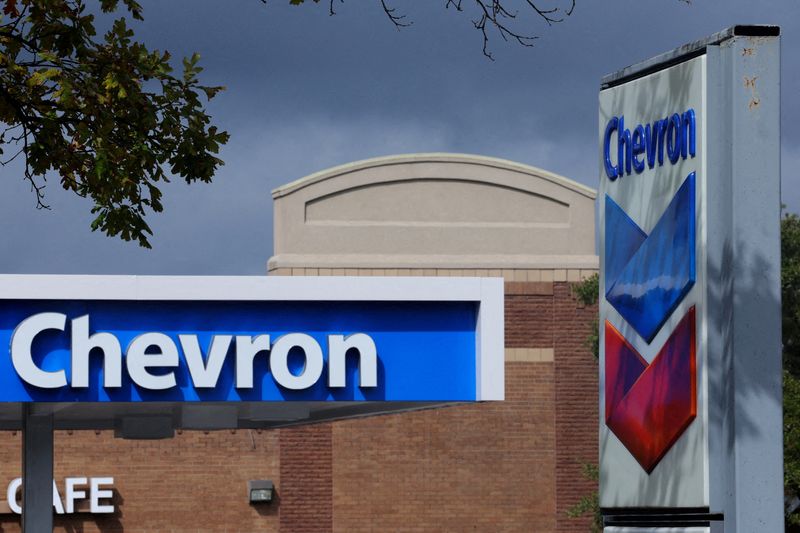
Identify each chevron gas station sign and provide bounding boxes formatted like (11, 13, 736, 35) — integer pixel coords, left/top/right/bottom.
(600, 55, 707, 505)
(599, 27, 782, 532)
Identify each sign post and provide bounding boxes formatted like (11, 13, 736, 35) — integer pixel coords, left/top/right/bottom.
(22, 406, 53, 532)
(599, 26, 782, 532)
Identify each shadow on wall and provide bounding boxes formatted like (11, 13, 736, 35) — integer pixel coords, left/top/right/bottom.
(253, 487, 280, 518)
(58, 489, 124, 533)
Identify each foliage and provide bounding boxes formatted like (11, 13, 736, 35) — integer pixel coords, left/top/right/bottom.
(573, 272, 598, 306)
(786, 370, 800, 527)
(0, 0, 229, 247)
(573, 272, 599, 359)
(784, 211, 800, 527)
(783, 212, 800, 378)
(565, 461, 602, 532)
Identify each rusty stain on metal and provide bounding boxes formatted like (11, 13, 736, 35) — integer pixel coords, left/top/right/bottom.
(742, 48, 755, 56)
(744, 76, 760, 111)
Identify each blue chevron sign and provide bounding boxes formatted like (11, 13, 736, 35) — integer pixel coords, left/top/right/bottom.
(604, 172, 696, 343)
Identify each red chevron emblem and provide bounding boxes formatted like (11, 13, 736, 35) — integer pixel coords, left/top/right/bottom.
(605, 307, 696, 473)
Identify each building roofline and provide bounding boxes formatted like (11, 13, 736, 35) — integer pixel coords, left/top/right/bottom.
(271, 152, 597, 200)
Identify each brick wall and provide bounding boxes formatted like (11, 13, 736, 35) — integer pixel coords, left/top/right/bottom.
(505, 284, 555, 348)
(0, 429, 280, 533)
(332, 361, 556, 532)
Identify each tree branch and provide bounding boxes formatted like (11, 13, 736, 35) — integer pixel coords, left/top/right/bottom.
(384, 0, 573, 59)
(380, 0, 411, 28)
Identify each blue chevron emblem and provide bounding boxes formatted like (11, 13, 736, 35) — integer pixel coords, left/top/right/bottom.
(605, 172, 696, 343)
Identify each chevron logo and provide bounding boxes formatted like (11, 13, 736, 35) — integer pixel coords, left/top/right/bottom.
(605, 308, 696, 472)
(605, 172, 695, 343)
(604, 172, 697, 472)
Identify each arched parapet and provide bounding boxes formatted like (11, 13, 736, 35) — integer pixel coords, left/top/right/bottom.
(269, 153, 597, 273)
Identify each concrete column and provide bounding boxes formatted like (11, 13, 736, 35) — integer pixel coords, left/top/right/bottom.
(22, 404, 53, 533)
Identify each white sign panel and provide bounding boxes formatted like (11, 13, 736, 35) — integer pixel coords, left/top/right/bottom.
(599, 55, 707, 508)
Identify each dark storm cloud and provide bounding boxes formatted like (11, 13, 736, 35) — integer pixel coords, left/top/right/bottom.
(1, 0, 798, 274)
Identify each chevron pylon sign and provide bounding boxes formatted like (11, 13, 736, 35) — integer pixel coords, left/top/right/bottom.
(598, 27, 783, 531)
(599, 55, 709, 509)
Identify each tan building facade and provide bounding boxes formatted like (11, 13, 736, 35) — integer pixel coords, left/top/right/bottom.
(0, 154, 599, 532)
(269, 153, 597, 277)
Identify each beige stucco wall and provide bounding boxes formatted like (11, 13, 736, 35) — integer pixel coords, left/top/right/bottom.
(268, 153, 598, 276)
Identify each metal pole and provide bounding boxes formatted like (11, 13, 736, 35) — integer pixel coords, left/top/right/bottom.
(22, 404, 53, 533)
(706, 30, 784, 533)
(726, 32, 783, 532)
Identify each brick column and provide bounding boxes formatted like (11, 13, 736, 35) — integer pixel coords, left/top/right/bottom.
(553, 282, 599, 532)
(279, 424, 333, 533)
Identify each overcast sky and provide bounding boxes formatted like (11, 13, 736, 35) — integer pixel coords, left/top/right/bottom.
(0, 0, 797, 274)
